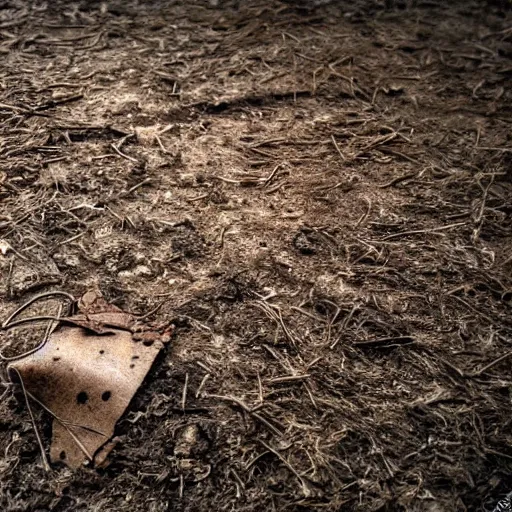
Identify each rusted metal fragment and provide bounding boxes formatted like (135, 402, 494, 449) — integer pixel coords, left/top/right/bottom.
(7, 290, 173, 468)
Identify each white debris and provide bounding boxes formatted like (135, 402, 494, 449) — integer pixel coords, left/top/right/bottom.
(0, 239, 12, 256)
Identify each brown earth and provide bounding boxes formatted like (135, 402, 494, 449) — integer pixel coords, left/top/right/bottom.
(0, 0, 511, 511)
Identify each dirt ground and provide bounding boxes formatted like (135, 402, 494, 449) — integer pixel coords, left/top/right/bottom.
(0, 0, 511, 510)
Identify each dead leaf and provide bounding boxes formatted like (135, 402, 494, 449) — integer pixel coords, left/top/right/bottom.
(7, 290, 174, 468)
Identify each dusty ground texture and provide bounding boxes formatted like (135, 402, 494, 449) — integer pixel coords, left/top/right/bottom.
(0, 0, 511, 510)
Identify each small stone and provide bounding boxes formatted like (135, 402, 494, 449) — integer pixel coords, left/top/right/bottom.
(0, 239, 12, 256)
(133, 265, 151, 277)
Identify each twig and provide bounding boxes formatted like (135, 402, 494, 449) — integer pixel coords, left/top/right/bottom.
(110, 134, 136, 162)
(2, 291, 74, 329)
(474, 146, 512, 153)
(117, 179, 152, 199)
(353, 336, 414, 349)
(469, 351, 512, 377)
(0, 240, 28, 261)
(179, 474, 184, 498)
(24, 390, 107, 438)
(379, 148, 419, 163)
(381, 222, 466, 241)
(259, 440, 311, 497)
(187, 193, 209, 202)
(482, 26, 512, 39)
(207, 394, 283, 436)
(304, 382, 318, 409)
(181, 373, 189, 411)
(267, 374, 310, 384)
(2, 316, 70, 331)
(473, 174, 494, 241)
(452, 296, 496, 325)
(218, 226, 228, 248)
(136, 297, 172, 321)
(14, 372, 99, 463)
(378, 172, 417, 189)
(213, 176, 243, 184)
(196, 373, 210, 398)
(330, 303, 358, 349)
(155, 134, 168, 154)
(57, 232, 86, 246)
(256, 301, 301, 351)
(111, 142, 138, 162)
(10, 368, 50, 471)
(359, 132, 397, 153)
(290, 306, 327, 323)
(34, 94, 84, 112)
(263, 164, 282, 186)
(230, 468, 245, 497)
(257, 372, 263, 404)
(474, 125, 482, 148)
(331, 135, 346, 161)
(354, 197, 372, 228)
